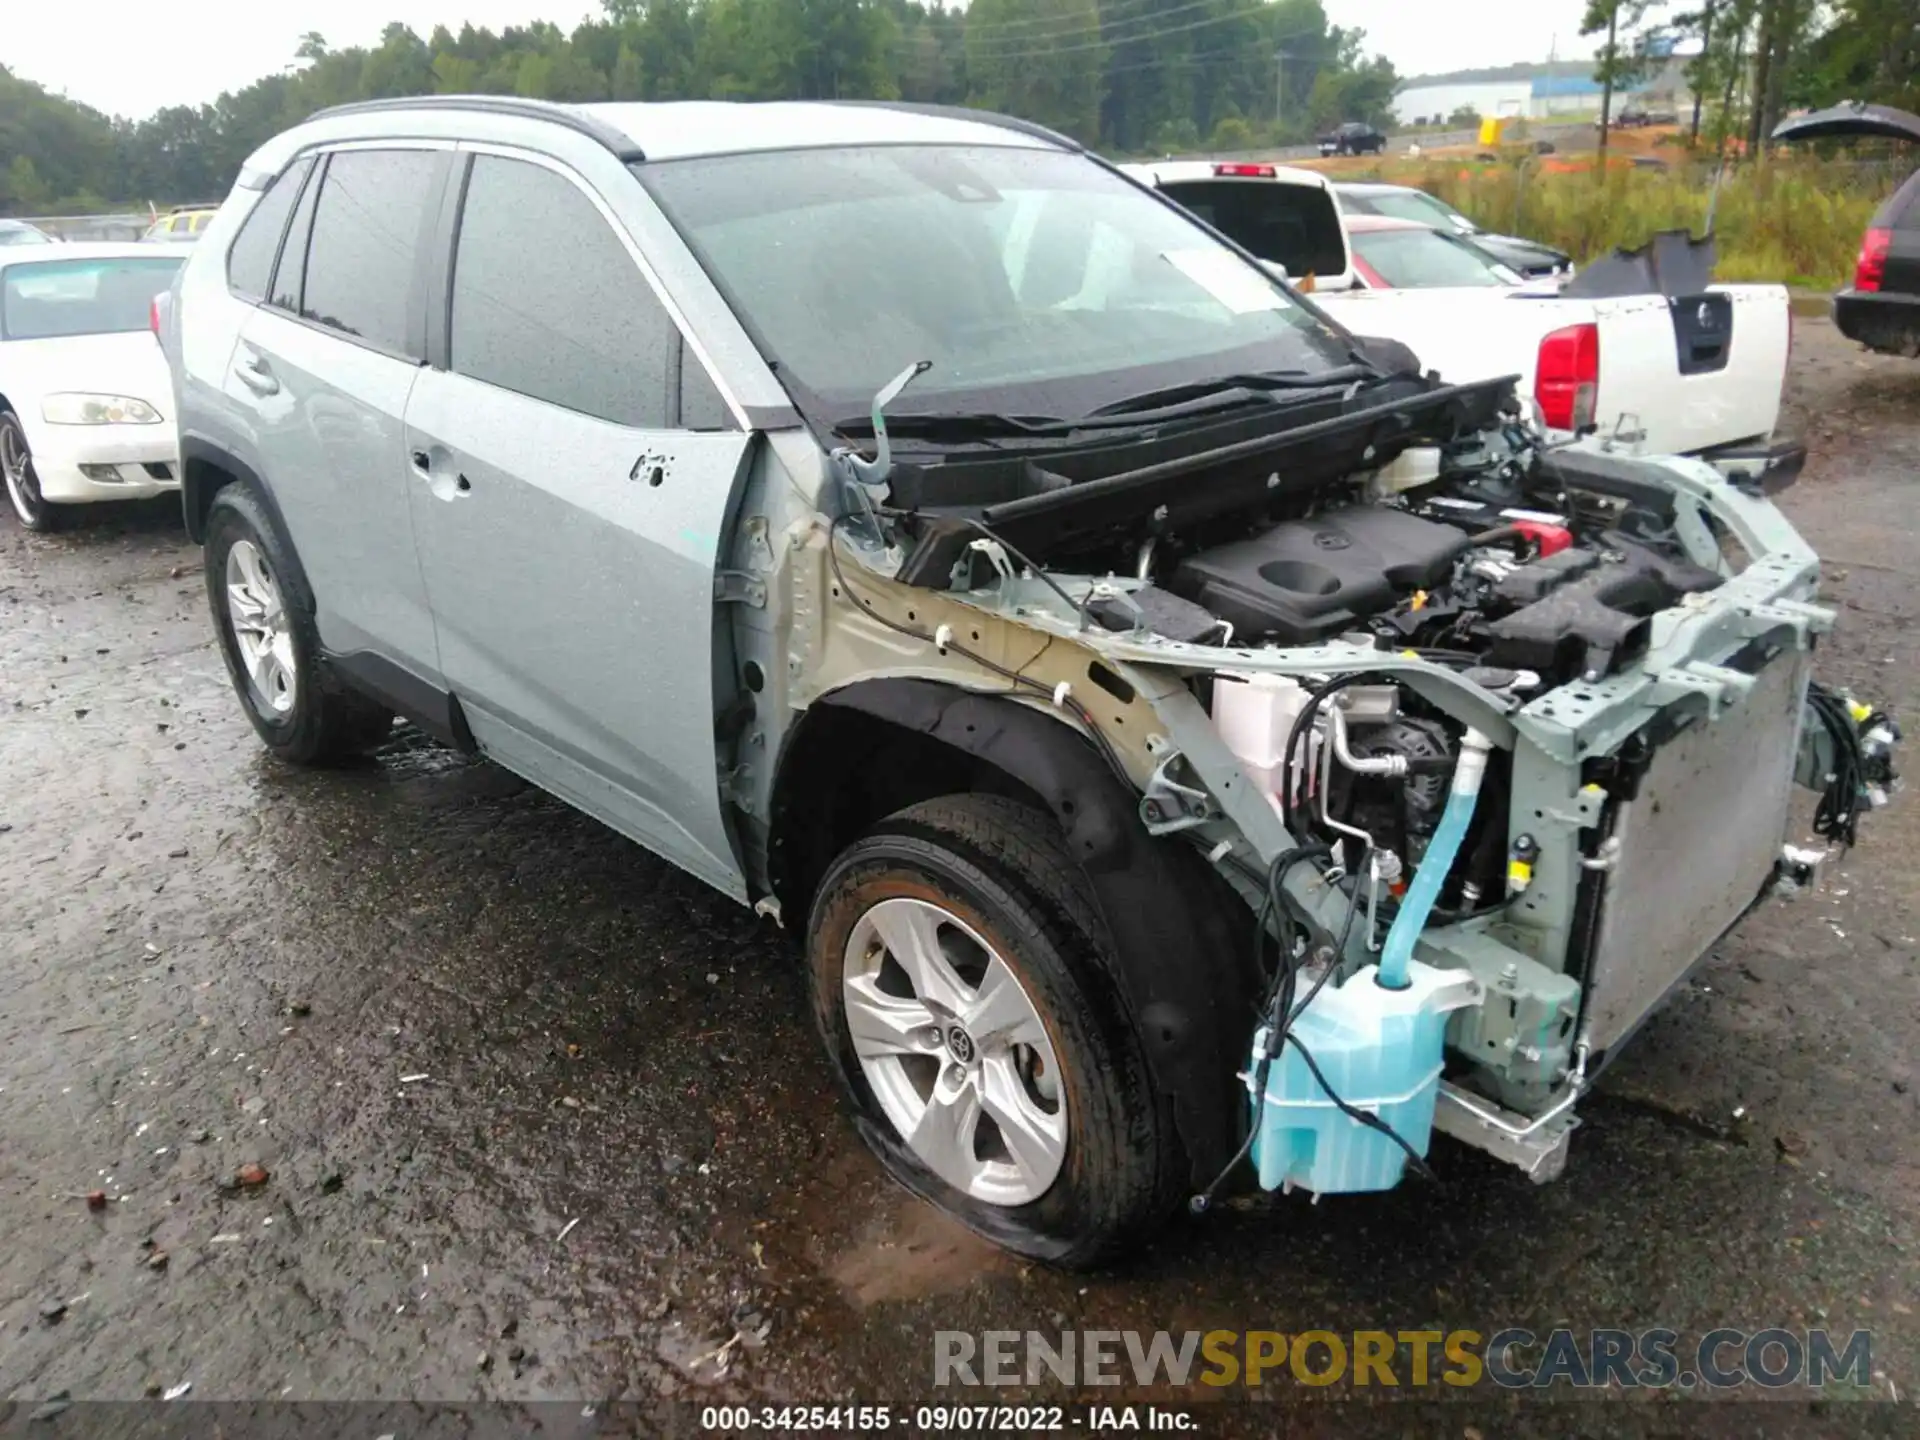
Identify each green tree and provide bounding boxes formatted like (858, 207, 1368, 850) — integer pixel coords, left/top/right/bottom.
(0, 0, 1420, 207)
(967, 0, 1104, 141)
(362, 24, 433, 99)
(1800, 0, 1918, 114)
(3, 155, 50, 211)
(1582, 0, 1657, 159)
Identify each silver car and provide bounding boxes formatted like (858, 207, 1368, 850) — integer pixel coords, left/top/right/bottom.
(163, 97, 1896, 1264)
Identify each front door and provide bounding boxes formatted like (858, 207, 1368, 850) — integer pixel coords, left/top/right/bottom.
(404, 150, 753, 897)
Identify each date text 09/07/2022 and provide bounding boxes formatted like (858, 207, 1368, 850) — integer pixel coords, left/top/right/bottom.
(698, 1405, 1196, 1432)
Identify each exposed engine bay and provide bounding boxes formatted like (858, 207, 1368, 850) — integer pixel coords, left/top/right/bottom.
(824, 367, 1900, 1198)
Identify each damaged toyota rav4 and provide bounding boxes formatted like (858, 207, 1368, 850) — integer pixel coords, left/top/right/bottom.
(163, 98, 1901, 1265)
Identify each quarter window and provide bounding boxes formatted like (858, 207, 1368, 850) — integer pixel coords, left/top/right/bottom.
(449, 155, 672, 428)
(270, 159, 323, 314)
(227, 158, 312, 302)
(300, 148, 440, 358)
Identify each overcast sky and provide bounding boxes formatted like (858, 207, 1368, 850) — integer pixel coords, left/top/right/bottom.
(13, 0, 1602, 122)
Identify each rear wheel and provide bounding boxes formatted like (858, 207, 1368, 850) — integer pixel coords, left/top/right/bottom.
(1, 410, 66, 532)
(204, 485, 393, 765)
(807, 795, 1174, 1266)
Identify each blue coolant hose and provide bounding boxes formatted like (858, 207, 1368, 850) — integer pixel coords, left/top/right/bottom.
(1378, 729, 1494, 990)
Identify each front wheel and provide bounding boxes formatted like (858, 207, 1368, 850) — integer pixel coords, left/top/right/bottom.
(807, 795, 1174, 1266)
(204, 485, 393, 765)
(1, 410, 66, 532)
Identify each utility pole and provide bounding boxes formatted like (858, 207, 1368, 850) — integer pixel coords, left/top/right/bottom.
(1598, 4, 1619, 164)
(1690, 0, 1717, 144)
(1275, 50, 1288, 126)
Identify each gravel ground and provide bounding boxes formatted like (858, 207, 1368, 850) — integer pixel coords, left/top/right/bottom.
(1, 316, 1916, 1432)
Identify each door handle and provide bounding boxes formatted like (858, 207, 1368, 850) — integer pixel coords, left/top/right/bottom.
(233, 350, 279, 396)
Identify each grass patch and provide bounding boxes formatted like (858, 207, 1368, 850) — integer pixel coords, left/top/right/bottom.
(1358, 158, 1890, 289)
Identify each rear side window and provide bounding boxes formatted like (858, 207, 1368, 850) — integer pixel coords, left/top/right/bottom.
(1352, 229, 1512, 288)
(449, 154, 672, 428)
(300, 148, 440, 358)
(227, 158, 312, 301)
(1363, 190, 1465, 229)
(1160, 180, 1347, 282)
(1880, 170, 1920, 232)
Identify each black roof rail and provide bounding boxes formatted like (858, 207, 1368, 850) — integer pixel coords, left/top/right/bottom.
(305, 95, 645, 161)
(821, 100, 1082, 153)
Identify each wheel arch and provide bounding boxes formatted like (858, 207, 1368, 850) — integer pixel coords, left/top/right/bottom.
(769, 677, 1258, 1187)
(181, 437, 315, 616)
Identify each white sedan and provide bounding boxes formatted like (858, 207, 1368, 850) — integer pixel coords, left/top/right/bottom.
(1, 242, 191, 531)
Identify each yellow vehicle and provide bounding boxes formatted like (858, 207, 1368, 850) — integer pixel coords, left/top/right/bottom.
(142, 206, 219, 242)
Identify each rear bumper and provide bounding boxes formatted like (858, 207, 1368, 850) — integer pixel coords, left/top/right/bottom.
(27, 423, 180, 504)
(1834, 289, 1920, 357)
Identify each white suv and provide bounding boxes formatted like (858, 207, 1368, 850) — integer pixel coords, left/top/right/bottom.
(161, 97, 1890, 1264)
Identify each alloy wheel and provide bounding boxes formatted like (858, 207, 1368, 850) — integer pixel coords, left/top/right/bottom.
(1, 420, 45, 527)
(225, 538, 297, 716)
(842, 896, 1067, 1205)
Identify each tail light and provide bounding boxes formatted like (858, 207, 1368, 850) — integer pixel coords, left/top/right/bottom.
(1535, 323, 1600, 432)
(1213, 163, 1276, 178)
(1854, 228, 1892, 293)
(149, 297, 162, 337)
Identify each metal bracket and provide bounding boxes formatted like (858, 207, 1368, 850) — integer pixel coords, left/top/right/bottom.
(1434, 1085, 1579, 1184)
(1139, 751, 1216, 836)
(1744, 597, 1836, 640)
(1643, 658, 1758, 717)
(720, 761, 756, 811)
(713, 570, 767, 608)
(1770, 843, 1828, 899)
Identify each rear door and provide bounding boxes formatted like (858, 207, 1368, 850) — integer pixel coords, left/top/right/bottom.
(226, 145, 447, 676)
(403, 148, 753, 898)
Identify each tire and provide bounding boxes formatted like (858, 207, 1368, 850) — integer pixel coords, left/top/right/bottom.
(807, 794, 1173, 1267)
(204, 485, 393, 765)
(1, 409, 68, 533)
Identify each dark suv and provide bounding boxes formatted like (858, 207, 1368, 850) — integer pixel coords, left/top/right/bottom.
(1775, 102, 1920, 358)
(1317, 121, 1386, 157)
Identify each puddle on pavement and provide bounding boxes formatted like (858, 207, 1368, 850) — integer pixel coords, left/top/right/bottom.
(825, 1200, 1015, 1309)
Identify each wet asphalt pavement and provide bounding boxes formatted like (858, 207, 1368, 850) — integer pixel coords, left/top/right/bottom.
(2, 315, 1917, 1431)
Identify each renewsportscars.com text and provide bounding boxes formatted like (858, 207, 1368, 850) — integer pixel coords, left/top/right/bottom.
(934, 1328, 1872, 1391)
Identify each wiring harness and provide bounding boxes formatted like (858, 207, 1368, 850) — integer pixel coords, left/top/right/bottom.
(1806, 681, 1901, 851)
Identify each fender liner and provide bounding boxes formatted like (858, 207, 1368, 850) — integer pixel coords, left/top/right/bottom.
(817, 679, 1257, 1187)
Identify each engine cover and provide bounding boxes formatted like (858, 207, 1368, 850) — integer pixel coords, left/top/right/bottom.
(1171, 508, 1470, 645)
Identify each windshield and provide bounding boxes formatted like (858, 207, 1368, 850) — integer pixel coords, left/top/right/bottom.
(0, 224, 53, 247)
(1353, 228, 1516, 289)
(1, 257, 184, 340)
(642, 145, 1352, 422)
(1361, 189, 1471, 231)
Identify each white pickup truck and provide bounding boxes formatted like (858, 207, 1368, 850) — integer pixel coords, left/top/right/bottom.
(1124, 161, 1800, 487)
